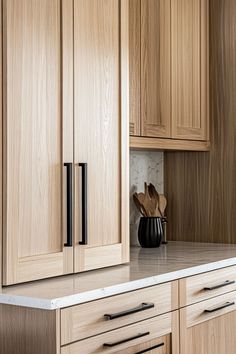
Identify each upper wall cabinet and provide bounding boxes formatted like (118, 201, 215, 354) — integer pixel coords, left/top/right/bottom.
(129, 0, 209, 151)
(171, 0, 209, 141)
(2, 0, 129, 285)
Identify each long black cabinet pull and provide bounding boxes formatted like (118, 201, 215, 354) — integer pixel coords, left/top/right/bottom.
(104, 302, 154, 320)
(103, 332, 150, 347)
(79, 163, 88, 245)
(64, 163, 73, 247)
(135, 342, 165, 354)
(204, 301, 235, 313)
(204, 280, 235, 291)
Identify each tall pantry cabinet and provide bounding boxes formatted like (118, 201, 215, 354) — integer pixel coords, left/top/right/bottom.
(1, 0, 129, 286)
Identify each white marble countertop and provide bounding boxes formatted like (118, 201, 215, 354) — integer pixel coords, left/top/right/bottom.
(1, 241, 236, 310)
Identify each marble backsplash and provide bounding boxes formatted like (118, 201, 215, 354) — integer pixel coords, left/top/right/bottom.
(130, 150, 164, 246)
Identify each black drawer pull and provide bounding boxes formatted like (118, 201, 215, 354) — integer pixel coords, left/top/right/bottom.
(135, 342, 165, 354)
(204, 301, 235, 313)
(204, 280, 235, 291)
(78, 163, 88, 245)
(103, 332, 150, 347)
(104, 302, 154, 320)
(64, 163, 73, 247)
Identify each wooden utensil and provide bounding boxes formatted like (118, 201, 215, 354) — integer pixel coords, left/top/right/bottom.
(133, 193, 147, 216)
(148, 183, 162, 217)
(159, 194, 167, 217)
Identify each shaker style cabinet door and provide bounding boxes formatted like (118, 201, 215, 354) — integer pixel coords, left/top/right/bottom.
(129, 0, 141, 136)
(140, 0, 171, 138)
(171, 0, 209, 140)
(73, 0, 129, 272)
(2, 0, 74, 285)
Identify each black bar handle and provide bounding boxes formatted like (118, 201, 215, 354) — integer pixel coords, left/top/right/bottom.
(204, 280, 235, 291)
(79, 163, 88, 245)
(104, 302, 154, 320)
(103, 332, 150, 348)
(64, 163, 73, 247)
(204, 301, 235, 313)
(135, 342, 165, 354)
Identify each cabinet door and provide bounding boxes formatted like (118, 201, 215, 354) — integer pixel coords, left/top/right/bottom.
(171, 0, 209, 140)
(73, 0, 129, 272)
(129, 0, 141, 136)
(180, 292, 236, 354)
(141, 0, 171, 138)
(2, 0, 73, 285)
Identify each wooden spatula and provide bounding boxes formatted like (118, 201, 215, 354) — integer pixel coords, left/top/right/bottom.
(159, 194, 167, 217)
(148, 183, 162, 217)
(133, 193, 148, 216)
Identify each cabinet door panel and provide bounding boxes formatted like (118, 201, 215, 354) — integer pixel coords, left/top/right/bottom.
(180, 294, 236, 354)
(181, 310, 236, 354)
(129, 0, 141, 136)
(141, 0, 171, 138)
(171, 0, 209, 140)
(2, 0, 73, 285)
(73, 0, 129, 272)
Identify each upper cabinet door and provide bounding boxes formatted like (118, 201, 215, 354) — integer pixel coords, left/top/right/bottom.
(141, 0, 171, 138)
(129, 0, 141, 136)
(73, 0, 129, 272)
(171, 0, 209, 140)
(2, 0, 73, 285)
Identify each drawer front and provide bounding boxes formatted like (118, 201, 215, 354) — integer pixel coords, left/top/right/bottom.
(61, 312, 173, 354)
(182, 291, 236, 328)
(115, 335, 170, 354)
(61, 281, 178, 345)
(179, 265, 236, 306)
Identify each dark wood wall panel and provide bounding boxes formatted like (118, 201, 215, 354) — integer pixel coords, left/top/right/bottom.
(165, 0, 236, 243)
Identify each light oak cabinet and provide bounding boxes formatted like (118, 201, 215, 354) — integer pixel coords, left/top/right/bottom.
(129, 0, 209, 151)
(2, 0, 73, 285)
(1, 0, 129, 285)
(179, 267, 236, 354)
(73, 0, 129, 273)
(0, 281, 179, 354)
(180, 292, 236, 354)
(61, 312, 179, 354)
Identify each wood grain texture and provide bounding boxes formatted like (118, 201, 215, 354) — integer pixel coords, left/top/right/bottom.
(61, 281, 177, 345)
(179, 265, 236, 307)
(2, 0, 73, 285)
(171, 0, 209, 140)
(130, 136, 210, 151)
(165, 0, 236, 243)
(141, 0, 171, 138)
(73, 0, 129, 272)
(184, 291, 236, 328)
(180, 302, 236, 354)
(129, 0, 141, 136)
(61, 312, 174, 354)
(0, 305, 59, 354)
(0, 0, 2, 287)
(114, 335, 171, 354)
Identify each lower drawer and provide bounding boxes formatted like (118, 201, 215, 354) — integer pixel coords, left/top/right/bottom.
(61, 282, 178, 345)
(114, 335, 171, 354)
(182, 290, 236, 328)
(61, 312, 176, 354)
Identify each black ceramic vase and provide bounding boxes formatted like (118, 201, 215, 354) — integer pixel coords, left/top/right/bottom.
(138, 217, 163, 248)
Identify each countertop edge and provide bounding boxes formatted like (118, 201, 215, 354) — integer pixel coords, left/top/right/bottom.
(1, 256, 236, 310)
